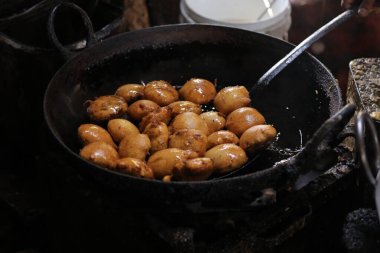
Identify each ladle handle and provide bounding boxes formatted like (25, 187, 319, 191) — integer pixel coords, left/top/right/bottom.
(254, 8, 356, 91)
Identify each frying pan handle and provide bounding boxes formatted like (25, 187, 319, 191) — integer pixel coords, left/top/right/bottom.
(48, 2, 96, 60)
(296, 104, 357, 162)
(291, 104, 357, 189)
(355, 110, 380, 186)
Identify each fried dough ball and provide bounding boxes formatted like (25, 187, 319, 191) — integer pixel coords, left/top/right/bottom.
(147, 148, 194, 179)
(78, 124, 117, 148)
(139, 106, 172, 132)
(115, 157, 154, 179)
(200, 111, 226, 135)
(169, 129, 207, 157)
(239, 125, 277, 154)
(206, 130, 239, 149)
(179, 78, 216, 104)
(144, 80, 179, 106)
(171, 112, 209, 135)
(80, 141, 119, 169)
(213, 86, 251, 115)
(143, 122, 169, 153)
(115, 84, 144, 103)
(127, 99, 160, 121)
(172, 157, 214, 181)
(168, 101, 202, 117)
(118, 134, 151, 160)
(87, 95, 127, 121)
(226, 107, 266, 136)
(79, 78, 275, 181)
(107, 119, 140, 143)
(162, 175, 173, 182)
(205, 143, 248, 174)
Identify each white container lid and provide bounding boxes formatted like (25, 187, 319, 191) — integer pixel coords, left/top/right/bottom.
(182, 0, 291, 31)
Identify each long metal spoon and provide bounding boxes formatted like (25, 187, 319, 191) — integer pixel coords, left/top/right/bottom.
(252, 8, 356, 93)
(214, 8, 357, 180)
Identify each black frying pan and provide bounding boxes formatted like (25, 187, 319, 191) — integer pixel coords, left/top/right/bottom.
(44, 4, 352, 207)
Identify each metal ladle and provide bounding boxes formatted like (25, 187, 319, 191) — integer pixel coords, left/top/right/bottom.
(216, 7, 358, 180)
(251, 7, 356, 93)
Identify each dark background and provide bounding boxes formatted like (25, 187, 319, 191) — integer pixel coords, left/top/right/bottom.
(0, 0, 379, 252)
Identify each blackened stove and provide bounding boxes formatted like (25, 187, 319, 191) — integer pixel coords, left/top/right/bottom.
(0, 121, 359, 253)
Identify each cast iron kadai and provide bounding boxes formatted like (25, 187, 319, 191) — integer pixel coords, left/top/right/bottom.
(355, 111, 380, 222)
(44, 3, 357, 207)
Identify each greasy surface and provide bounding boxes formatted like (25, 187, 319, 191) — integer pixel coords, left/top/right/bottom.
(127, 99, 160, 121)
(143, 80, 179, 106)
(207, 130, 239, 149)
(115, 157, 154, 179)
(170, 112, 209, 136)
(205, 143, 248, 174)
(179, 78, 216, 105)
(118, 133, 151, 160)
(80, 141, 119, 169)
(78, 123, 117, 148)
(143, 121, 169, 153)
(147, 148, 193, 179)
(213, 86, 251, 115)
(173, 157, 214, 181)
(168, 100, 202, 117)
(115, 83, 145, 103)
(240, 125, 277, 154)
(139, 106, 172, 132)
(226, 107, 266, 137)
(107, 118, 140, 143)
(87, 95, 127, 122)
(169, 129, 207, 157)
(200, 111, 226, 134)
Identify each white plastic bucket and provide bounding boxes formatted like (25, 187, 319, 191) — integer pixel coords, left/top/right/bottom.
(179, 0, 292, 40)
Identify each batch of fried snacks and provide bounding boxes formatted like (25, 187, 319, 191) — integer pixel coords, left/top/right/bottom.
(77, 78, 277, 181)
